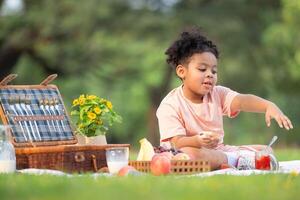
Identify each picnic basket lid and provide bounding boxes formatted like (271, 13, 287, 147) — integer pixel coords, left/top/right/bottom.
(0, 74, 77, 147)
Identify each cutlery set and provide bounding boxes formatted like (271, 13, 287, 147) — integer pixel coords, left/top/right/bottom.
(6, 95, 68, 142)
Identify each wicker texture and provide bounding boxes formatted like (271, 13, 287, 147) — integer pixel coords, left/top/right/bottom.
(16, 144, 130, 173)
(129, 160, 210, 175)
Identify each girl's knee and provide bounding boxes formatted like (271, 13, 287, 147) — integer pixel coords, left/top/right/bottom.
(179, 147, 204, 159)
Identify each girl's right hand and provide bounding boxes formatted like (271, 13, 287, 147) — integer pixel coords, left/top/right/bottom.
(197, 134, 219, 149)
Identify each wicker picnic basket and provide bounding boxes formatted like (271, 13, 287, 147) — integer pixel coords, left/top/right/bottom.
(129, 160, 210, 175)
(0, 74, 129, 173)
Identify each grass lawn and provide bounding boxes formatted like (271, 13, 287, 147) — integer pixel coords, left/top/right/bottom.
(0, 148, 299, 200)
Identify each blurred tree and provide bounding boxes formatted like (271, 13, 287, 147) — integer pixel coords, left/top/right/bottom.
(0, 0, 298, 146)
(262, 0, 300, 93)
(260, 0, 300, 145)
(0, 0, 175, 145)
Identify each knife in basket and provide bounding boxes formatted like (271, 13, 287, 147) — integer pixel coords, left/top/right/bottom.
(25, 96, 42, 141)
(12, 96, 33, 141)
(8, 96, 28, 141)
(53, 97, 68, 132)
(48, 98, 62, 133)
(18, 95, 38, 141)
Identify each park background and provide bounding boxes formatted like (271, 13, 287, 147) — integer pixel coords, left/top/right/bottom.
(1, 0, 299, 149)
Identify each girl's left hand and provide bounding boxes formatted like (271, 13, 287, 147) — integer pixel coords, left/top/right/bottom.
(265, 103, 293, 130)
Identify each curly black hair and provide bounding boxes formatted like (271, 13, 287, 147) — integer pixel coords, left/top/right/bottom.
(165, 27, 219, 69)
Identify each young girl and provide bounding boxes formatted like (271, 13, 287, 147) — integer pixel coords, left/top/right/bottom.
(156, 28, 293, 170)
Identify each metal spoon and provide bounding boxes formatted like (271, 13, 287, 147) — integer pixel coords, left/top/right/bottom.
(268, 136, 278, 148)
(267, 136, 279, 170)
(264, 135, 278, 153)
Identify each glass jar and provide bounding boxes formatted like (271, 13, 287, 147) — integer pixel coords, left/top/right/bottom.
(255, 150, 271, 170)
(255, 150, 279, 170)
(0, 125, 16, 173)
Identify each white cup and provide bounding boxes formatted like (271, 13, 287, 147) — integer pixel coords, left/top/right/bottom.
(199, 131, 221, 144)
(199, 131, 219, 138)
(105, 147, 129, 174)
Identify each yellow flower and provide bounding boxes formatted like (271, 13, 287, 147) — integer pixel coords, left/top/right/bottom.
(106, 101, 113, 109)
(87, 95, 97, 100)
(71, 94, 121, 137)
(79, 98, 86, 106)
(72, 99, 79, 106)
(290, 170, 299, 177)
(94, 107, 101, 114)
(87, 112, 96, 120)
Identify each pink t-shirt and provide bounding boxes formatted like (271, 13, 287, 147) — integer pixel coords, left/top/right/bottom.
(156, 85, 240, 149)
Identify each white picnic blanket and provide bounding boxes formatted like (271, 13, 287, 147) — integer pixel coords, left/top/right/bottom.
(17, 160, 300, 177)
(190, 160, 300, 177)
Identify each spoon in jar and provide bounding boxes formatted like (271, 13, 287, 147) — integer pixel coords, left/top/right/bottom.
(264, 135, 278, 153)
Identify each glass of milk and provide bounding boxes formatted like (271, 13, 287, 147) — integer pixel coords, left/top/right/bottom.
(0, 125, 16, 173)
(105, 147, 129, 174)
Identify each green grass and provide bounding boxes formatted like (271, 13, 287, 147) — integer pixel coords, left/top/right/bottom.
(1, 173, 299, 200)
(0, 148, 299, 200)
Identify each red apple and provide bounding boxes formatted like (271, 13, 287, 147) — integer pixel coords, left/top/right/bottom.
(150, 154, 171, 176)
(172, 153, 190, 160)
(117, 166, 137, 177)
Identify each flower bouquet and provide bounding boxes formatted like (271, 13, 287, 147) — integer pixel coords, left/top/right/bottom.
(71, 94, 122, 137)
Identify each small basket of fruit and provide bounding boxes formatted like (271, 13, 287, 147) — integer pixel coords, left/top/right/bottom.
(129, 139, 210, 176)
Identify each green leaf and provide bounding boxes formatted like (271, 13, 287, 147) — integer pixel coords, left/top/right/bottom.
(81, 105, 93, 112)
(82, 120, 92, 127)
(70, 110, 79, 116)
(79, 109, 85, 120)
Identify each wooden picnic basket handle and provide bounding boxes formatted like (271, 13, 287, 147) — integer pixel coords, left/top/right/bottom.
(74, 153, 99, 172)
(91, 155, 110, 173)
(91, 154, 98, 172)
(40, 74, 58, 86)
(0, 74, 18, 86)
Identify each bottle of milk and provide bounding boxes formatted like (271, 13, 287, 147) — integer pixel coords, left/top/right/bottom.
(0, 125, 16, 173)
